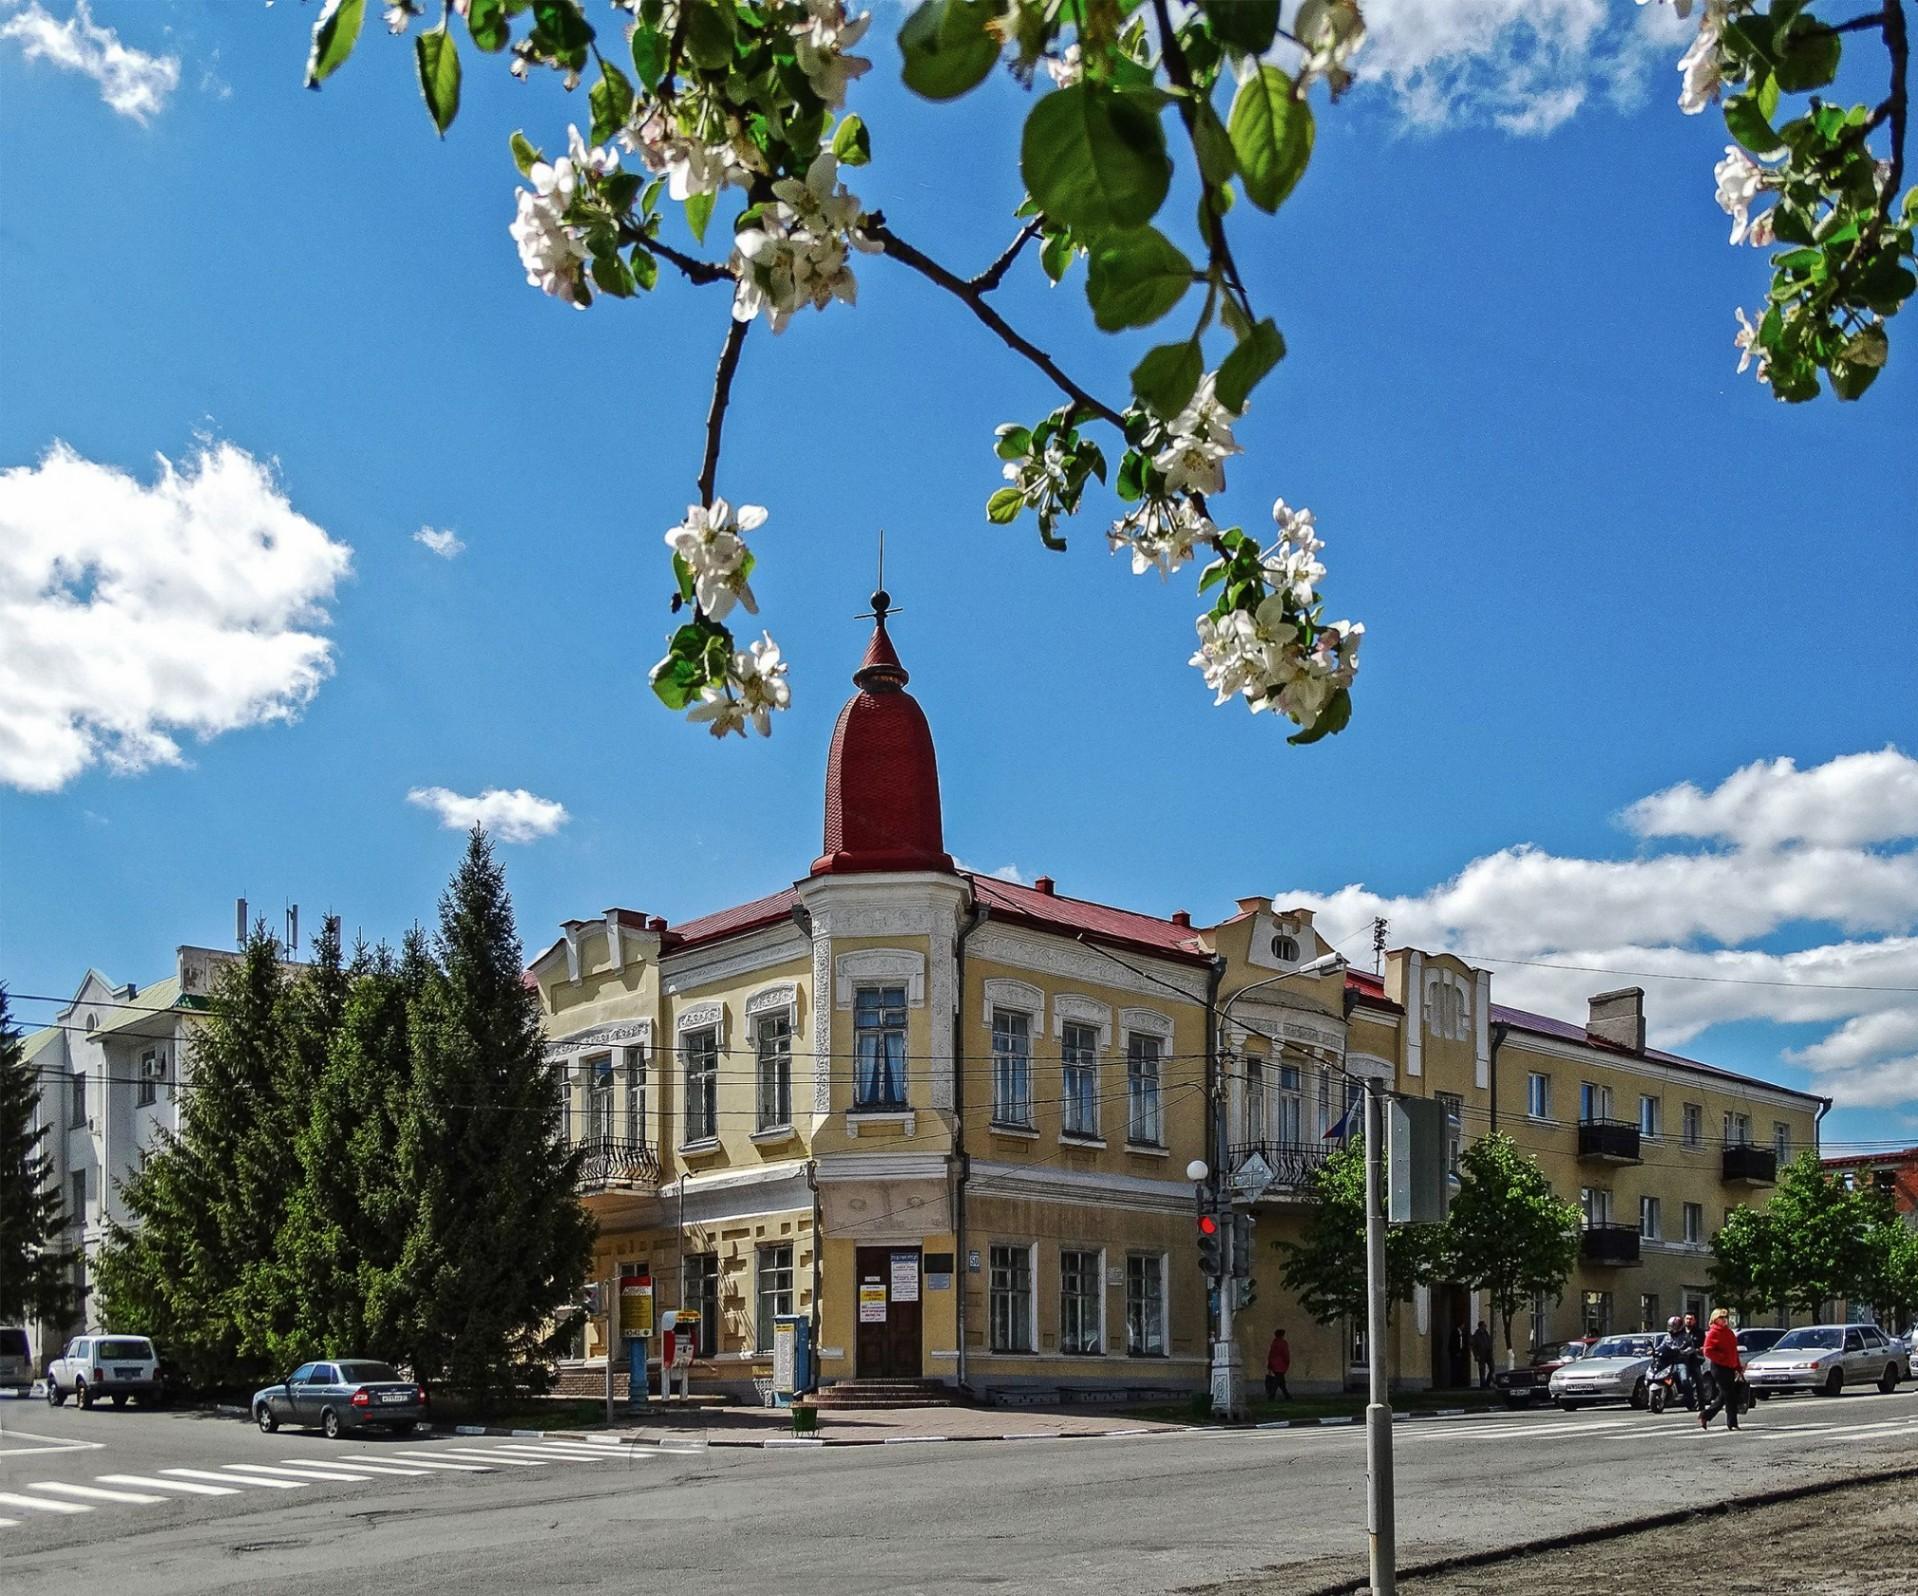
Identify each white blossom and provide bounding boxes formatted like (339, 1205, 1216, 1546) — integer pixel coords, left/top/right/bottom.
(1263, 499, 1327, 607)
(1293, 0, 1366, 100)
(506, 127, 619, 308)
(689, 631, 792, 738)
(1733, 306, 1770, 380)
(1152, 374, 1243, 497)
(1107, 496, 1215, 579)
(1190, 600, 1363, 730)
(1044, 44, 1083, 89)
(664, 498, 769, 621)
(791, 1, 872, 109)
(383, 1, 420, 35)
(1677, 1, 1731, 115)
(730, 151, 873, 332)
(998, 426, 1073, 513)
(1714, 145, 1775, 245)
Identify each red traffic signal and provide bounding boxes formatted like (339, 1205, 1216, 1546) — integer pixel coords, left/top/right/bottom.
(1197, 1211, 1224, 1277)
(1197, 1214, 1220, 1236)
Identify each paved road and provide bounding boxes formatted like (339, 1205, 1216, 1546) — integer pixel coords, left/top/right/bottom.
(3, 1388, 1914, 1594)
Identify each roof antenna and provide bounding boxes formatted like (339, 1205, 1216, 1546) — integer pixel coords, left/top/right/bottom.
(857, 530, 900, 622)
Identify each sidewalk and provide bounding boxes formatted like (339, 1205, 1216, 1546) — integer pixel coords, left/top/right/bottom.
(609, 1402, 1189, 1447)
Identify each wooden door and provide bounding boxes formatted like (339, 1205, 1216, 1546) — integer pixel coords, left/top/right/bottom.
(854, 1247, 922, 1378)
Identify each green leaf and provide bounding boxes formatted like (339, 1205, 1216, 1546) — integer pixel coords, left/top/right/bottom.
(1198, 558, 1227, 593)
(1774, 27, 1840, 93)
(1215, 318, 1286, 413)
(630, 22, 668, 91)
(466, 0, 509, 52)
(415, 29, 462, 136)
(1040, 229, 1075, 283)
(898, 0, 1000, 102)
(1022, 83, 1172, 232)
(589, 60, 633, 145)
(1116, 450, 1146, 504)
(631, 248, 659, 292)
(683, 0, 735, 70)
(1086, 226, 1195, 332)
(1130, 339, 1203, 420)
(591, 251, 633, 298)
(1201, 0, 1280, 54)
(986, 487, 1025, 524)
(1191, 100, 1237, 189)
(832, 114, 872, 167)
(1288, 686, 1352, 746)
(1229, 65, 1313, 213)
(305, 0, 366, 89)
(1724, 88, 1784, 156)
(510, 130, 542, 178)
(994, 425, 1032, 461)
(684, 188, 715, 244)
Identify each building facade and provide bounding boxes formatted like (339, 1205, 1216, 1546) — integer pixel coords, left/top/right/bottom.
(541, 595, 1829, 1402)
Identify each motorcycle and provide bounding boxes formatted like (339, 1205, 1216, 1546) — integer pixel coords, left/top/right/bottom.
(1648, 1359, 1700, 1414)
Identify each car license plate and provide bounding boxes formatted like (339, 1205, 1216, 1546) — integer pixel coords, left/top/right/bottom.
(379, 1392, 410, 1404)
(115, 1367, 141, 1378)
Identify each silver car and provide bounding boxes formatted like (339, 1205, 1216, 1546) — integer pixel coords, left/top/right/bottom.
(1744, 1323, 1910, 1397)
(252, 1359, 427, 1439)
(1548, 1333, 1660, 1410)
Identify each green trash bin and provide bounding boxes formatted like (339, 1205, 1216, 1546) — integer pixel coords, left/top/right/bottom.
(791, 1404, 819, 1435)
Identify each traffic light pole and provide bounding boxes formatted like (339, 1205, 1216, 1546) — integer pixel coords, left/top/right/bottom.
(1363, 1075, 1396, 1596)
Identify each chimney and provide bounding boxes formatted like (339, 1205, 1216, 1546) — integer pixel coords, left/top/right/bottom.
(286, 904, 300, 956)
(1587, 988, 1646, 1053)
(236, 897, 248, 949)
(1034, 876, 1056, 896)
(1171, 909, 1192, 929)
(648, 916, 669, 932)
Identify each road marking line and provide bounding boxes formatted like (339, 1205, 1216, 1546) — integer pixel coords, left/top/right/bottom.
(220, 1464, 370, 1483)
(27, 1481, 168, 1505)
(0, 1491, 91, 1514)
(163, 1468, 304, 1490)
(98, 1474, 239, 1496)
(278, 1457, 434, 1476)
(418, 1449, 549, 1466)
(0, 1435, 107, 1458)
(0, 1516, 19, 1527)
(503, 1444, 619, 1461)
(367, 1455, 494, 1472)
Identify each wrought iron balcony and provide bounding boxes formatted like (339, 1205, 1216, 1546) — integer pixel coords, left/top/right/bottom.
(1577, 1118, 1643, 1164)
(1722, 1143, 1777, 1185)
(1225, 1138, 1345, 1199)
(576, 1134, 662, 1193)
(1580, 1222, 1643, 1266)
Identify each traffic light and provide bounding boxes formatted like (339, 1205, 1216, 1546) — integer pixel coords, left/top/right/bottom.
(1197, 1211, 1223, 1278)
(1230, 1211, 1256, 1280)
(582, 1281, 603, 1317)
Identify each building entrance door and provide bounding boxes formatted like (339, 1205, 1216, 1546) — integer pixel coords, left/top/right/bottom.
(1431, 1283, 1471, 1388)
(854, 1246, 922, 1378)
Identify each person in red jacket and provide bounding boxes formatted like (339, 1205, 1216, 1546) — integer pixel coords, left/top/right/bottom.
(1698, 1308, 1746, 1430)
(1265, 1328, 1292, 1402)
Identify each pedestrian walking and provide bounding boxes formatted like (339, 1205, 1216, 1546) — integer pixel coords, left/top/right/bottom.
(1265, 1328, 1292, 1402)
(1471, 1320, 1495, 1389)
(1680, 1312, 1705, 1409)
(1698, 1308, 1746, 1431)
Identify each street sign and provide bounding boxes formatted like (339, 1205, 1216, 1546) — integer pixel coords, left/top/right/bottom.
(858, 1282, 887, 1323)
(620, 1275, 654, 1338)
(1231, 1150, 1275, 1202)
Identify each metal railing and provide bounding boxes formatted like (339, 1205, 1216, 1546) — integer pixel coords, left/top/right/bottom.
(575, 1134, 662, 1192)
(1580, 1222, 1643, 1266)
(1576, 1118, 1643, 1163)
(1722, 1143, 1778, 1185)
(1225, 1137, 1347, 1197)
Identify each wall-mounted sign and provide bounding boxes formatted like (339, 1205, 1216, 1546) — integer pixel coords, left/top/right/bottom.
(889, 1252, 920, 1303)
(858, 1282, 888, 1323)
(967, 1250, 982, 1272)
(926, 1274, 952, 1292)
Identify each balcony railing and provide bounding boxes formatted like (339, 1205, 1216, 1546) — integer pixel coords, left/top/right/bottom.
(1722, 1143, 1778, 1185)
(1580, 1222, 1643, 1266)
(1226, 1137, 1346, 1199)
(576, 1135, 662, 1193)
(1577, 1118, 1643, 1164)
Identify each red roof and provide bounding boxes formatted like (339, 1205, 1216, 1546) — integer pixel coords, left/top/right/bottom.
(665, 886, 800, 951)
(968, 874, 1211, 964)
(1822, 1146, 1918, 1169)
(1344, 968, 1402, 1012)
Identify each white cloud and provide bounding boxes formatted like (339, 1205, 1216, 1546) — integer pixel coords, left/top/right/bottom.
(406, 786, 569, 843)
(958, 859, 1029, 886)
(0, 0, 180, 123)
(0, 440, 352, 792)
(1282, 750, 1918, 1116)
(1349, 0, 1690, 133)
(414, 526, 465, 560)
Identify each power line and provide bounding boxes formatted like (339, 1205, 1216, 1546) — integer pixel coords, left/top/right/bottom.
(1451, 954, 1918, 993)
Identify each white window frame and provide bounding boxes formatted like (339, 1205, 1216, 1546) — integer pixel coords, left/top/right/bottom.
(1639, 1195, 1661, 1240)
(1276, 1062, 1304, 1143)
(585, 1052, 615, 1142)
(990, 1007, 1035, 1129)
(1682, 1102, 1703, 1149)
(988, 1243, 1035, 1355)
(1125, 1033, 1164, 1147)
(681, 1027, 719, 1145)
(1526, 1072, 1550, 1120)
(1682, 1201, 1704, 1244)
(1724, 1111, 1752, 1147)
(1639, 1094, 1660, 1139)
(1058, 1246, 1104, 1356)
(1060, 1020, 1100, 1140)
(1580, 1081, 1613, 1123)
(1125, 1252, 1167, 1358)
(852, 984, 909, 1109)
(1773, 1121, 1791, 1164)
(753, 1010, 793, 1132)
(755, 1242, 795, 1353)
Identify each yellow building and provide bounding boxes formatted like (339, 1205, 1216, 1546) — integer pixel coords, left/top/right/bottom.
(534, 593, 1825, 1403)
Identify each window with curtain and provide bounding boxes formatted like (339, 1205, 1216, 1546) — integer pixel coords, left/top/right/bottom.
(1126, 1033, 1163, 1146)
(854, 985, 907, 1107)
(1061, 1021, 1099, 1138)
(991, 1008, 1033, 1127)
(755, 1011, 792, 1131)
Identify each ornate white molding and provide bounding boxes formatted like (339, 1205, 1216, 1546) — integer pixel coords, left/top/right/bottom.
(544, 1017, 654, 1058)
(1404, 950, 1425, 1078)
(1345, 1051, 1396, 1082)
(834, 948, 926, 1008)
(605, 912, 625, 973)
(1474, 969, 1493, 1090)
(561, 924, 583, 983)
(1119, 1005, 1174, 1040)
(971, 926, 1208, 1006)
(1051, 993, 1113, 1049)
(675, 999, 726, 1036)
(661, 926, 808, 997)
(929, 920, 956, 1111)
(811, 919, 833, 1116)
(745, 981, 800, 1018)
(981, 977, 1044, 1025)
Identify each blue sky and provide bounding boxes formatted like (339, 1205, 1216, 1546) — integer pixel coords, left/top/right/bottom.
(2, 1, 1913, 1147)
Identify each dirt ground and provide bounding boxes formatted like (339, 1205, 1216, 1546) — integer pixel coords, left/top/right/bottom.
(1400, 1475, 1918, 1595)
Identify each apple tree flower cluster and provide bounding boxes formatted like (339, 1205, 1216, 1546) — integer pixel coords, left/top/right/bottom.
(1639, 0, 1914, 402)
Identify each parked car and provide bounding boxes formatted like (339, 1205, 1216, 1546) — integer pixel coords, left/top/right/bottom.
(1, 1326, 33, 1396)
(1492, 1337, 1597, 1408)
(45, 1334, 163, 1408)
(1744, 1323, 1910, 1397)
(252, 1360, 428, 1439)
(1735, 1326, 1790, 1359)
(1549, 1333, 1662, 1410)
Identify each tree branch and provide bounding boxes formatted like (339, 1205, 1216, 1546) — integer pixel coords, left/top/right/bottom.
(1883, 0, 1909, 221)
(617, 222, 733, 286)
(698, 316, 750, 508)
(866, 216, 1124, 427)
(969, 220, 1042, 294)
(1151, 0, 1254, 319)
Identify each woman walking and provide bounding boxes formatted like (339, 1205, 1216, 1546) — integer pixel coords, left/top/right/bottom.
(1698, 1308, 1746, 1430)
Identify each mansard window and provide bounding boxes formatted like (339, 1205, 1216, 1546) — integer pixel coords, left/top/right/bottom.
(853, 985, 908, 1107)
(586, 1054, 614, 1142)
(625, 1048, 646, 1144)
(755, 1012, 792, 1131)
(1061, 1022, 1099, 1138)
(683, 1028, 718, 1142)
(991, 1008, 1034, 1128)
(1126, 1033, 1163, 1147)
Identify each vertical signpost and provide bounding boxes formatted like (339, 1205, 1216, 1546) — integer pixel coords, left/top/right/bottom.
(621, 1273, 654, 1413)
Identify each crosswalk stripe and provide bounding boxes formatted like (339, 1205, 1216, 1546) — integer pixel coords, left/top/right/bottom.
(221, 1464, 372, 1483)
(0, 1491, 91, 1515)
(27, 1481, 168, 1505)
(163, 1468, 304, 1490)
(276, 1457, 434, 1476)
(0, 1517, 19, 1528)
(99, 1474, 240, 1496)
(488, 1444, 613, 1461)
(417, 1449, 549, 1466)
(364, 1454, 493, 1472)
(530, 1441, 631, 1455)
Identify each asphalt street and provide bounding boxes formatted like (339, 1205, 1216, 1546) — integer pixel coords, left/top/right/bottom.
(2, 1387, 1914, 1595)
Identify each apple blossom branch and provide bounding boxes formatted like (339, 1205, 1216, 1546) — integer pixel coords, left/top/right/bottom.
(698, 317, 750, 510)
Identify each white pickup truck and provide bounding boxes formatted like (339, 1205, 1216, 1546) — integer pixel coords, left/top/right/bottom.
(46, 1333, 162, 1408)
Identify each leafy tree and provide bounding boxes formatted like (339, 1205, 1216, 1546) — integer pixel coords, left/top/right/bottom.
(1443, 1133, 1580, 1363)
(393, 829, 593, 1396)
(1854, 1187, 1918, 1330)
(0, 987, 77, 1330)
(1727, 1149, 1883, 1318)
(301, 0, 1912, 741)
(1710, 1204, 1784, 1321)
(1279, 1136, 1439, 1340)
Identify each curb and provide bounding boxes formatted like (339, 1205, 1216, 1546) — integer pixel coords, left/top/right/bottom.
(699, 1425, 1179, 1448)
(1294, 1462, 1918, 1596)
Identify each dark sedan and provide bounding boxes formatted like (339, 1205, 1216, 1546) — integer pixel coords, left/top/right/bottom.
(1492, 1337, 1597, 1408)
(253, 1360, 427, 1439)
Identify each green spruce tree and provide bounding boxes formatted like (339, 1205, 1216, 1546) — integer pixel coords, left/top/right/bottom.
(0, 988, 77, 1330)
(395, 830, 592, 1396)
